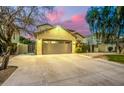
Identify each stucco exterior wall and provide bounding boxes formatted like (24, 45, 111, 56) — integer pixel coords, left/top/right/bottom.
(35, 26, 77, 55)
(98, 44, 116, 52)
(17, 43, 28, 54)
(36, 39, 42, 55)
(72, 42, 76, 53)
(37, 26, 76, 41)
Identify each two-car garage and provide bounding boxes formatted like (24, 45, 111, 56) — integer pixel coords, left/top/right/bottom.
(42, 39, 72, 54)
(35, 24, 83, 55)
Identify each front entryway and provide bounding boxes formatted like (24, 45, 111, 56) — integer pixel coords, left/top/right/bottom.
(42, 40, 72, 54)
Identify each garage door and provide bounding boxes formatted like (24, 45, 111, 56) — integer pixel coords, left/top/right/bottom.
(42, 40, 72, 54)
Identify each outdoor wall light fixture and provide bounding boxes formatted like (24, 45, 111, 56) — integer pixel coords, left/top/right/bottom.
(37, 39, 41, 43)
(56, 25, 61, 31)
(51, 41, 57, 44)
(73, 42, 76, 44)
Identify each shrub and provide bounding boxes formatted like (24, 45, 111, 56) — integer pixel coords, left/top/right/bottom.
(82, 45, 88, 52)
(75, 47, 82, 53)
(108, 47, 113, 52)
(75, 45, 88, 53)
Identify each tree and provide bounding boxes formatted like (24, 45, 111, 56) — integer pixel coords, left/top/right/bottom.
(86, 6, 124, 53)
(86, 7, 99, 34)
(116, 6, 124, 53)
(20, 36, 33, 44)
(86, 7, 100, 52)
(0, 6, 54, 70)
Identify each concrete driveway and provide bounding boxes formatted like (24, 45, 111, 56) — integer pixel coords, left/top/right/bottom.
(2, 54, 124, 86)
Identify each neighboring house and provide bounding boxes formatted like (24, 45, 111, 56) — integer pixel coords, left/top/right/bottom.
(84, 35, 117, 52)
(11, 31, 29, 54)
(34, 24, 84, 55)
(84, 35, 97, 45)
(98, 43, 116, 52)
(83, 35, 98, 52)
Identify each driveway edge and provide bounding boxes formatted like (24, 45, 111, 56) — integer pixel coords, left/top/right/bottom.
(80, 54, 124, 68)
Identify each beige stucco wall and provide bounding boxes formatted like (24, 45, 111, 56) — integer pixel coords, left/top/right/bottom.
(17, 43, 28, 54)
(37, 26, 76, 41)
(35, 26, 77, 55)
(121, 49, 124, 54)
(98, 44, 106, 52)
(36, 39, 42, 55)
(72, 42, 76, 53)
(98, 44, 116, 52)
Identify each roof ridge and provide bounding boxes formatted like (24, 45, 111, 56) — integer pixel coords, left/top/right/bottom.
(37, 23, 53, 28)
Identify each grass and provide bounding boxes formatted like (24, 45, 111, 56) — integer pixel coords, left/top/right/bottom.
(105, 55, 124, 64)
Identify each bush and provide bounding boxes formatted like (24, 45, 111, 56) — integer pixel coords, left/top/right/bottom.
(82, 45, 88, 52)
(108, 47, 113, 52)
(75, 45, 88, 53)
(75, 47, 82, 53)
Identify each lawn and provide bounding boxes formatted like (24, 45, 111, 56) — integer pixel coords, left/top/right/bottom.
(105, 55, 124, 64)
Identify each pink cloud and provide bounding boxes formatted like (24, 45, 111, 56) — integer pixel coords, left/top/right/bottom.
(46, 7, 65, 23)
(71, 13, 86, 23)
(72, 14, 83, 22)
(59, 13, 91, 36)
(46, 8, 91, 36)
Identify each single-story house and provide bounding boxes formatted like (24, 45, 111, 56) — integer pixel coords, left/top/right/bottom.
(34, 24, 85, 55)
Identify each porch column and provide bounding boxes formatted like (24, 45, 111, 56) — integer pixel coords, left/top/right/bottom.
(36, 39, 42, 55)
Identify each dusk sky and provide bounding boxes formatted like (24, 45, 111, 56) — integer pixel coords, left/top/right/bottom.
(46, 6, 91, 36)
